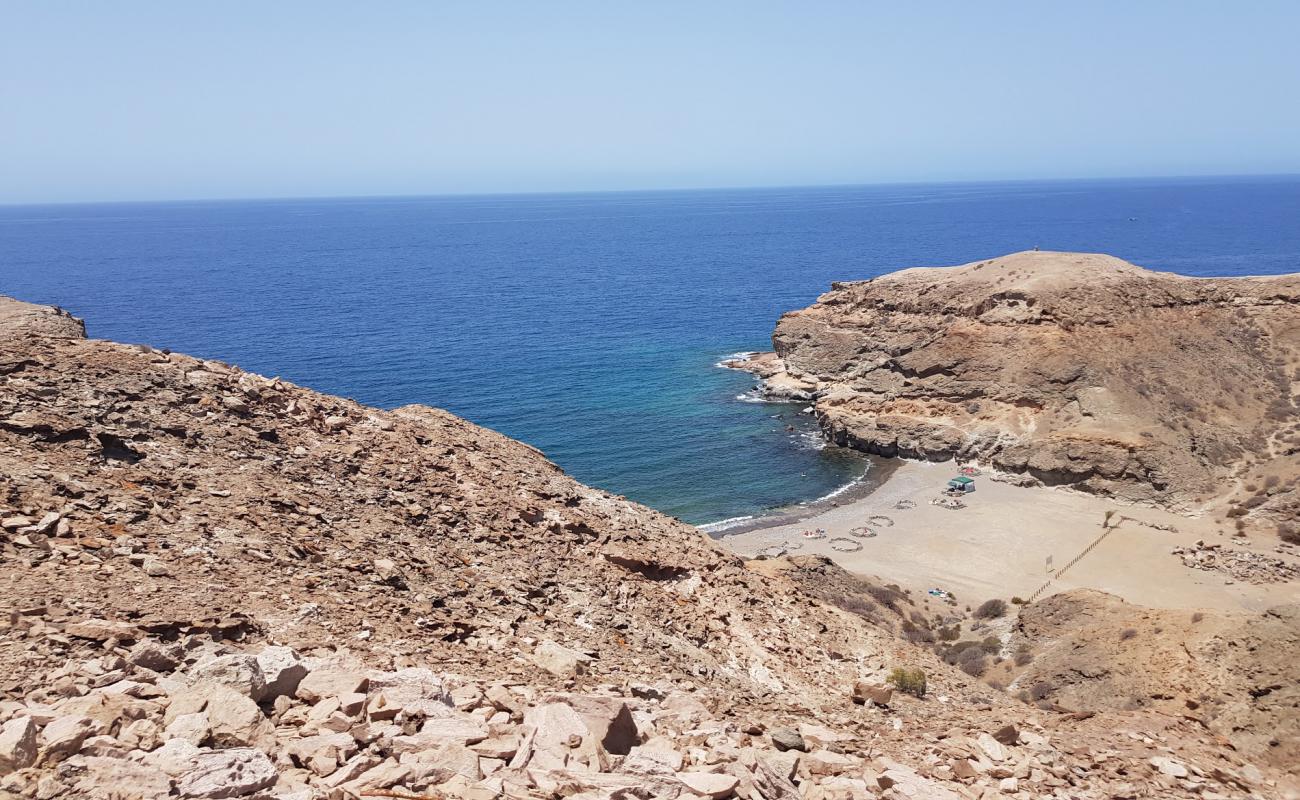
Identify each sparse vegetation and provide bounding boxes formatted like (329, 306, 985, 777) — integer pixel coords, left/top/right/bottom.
(1279, 523, 1300, 545)
(1014, 647, 1034, 666)
(887, 667, 927, 698)
(974, 599, 1008, 619)
(1029, 681, 1054, 702)
(1120, 628, 1138, 641)
(956, 647, 988, 677)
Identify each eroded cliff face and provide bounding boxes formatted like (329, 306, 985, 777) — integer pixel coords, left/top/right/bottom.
(758, 251, 1300, 510)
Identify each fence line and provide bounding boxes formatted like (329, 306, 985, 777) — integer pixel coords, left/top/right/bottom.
(1026, 521, 1120, 603)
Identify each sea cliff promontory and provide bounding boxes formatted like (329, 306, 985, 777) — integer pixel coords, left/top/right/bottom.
(733, 251, 1300, 518)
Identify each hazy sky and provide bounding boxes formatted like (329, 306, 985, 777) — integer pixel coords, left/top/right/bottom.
(3, 1, 1298, 203)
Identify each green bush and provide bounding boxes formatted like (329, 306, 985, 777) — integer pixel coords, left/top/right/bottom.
(887, 667, 928, 698)
(973, 599, 1008, 619)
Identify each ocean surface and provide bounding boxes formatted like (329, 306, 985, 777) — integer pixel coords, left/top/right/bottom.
(4, 176, 1299, 525)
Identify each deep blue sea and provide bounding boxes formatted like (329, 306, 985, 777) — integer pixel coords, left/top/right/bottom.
(3, 176, 1299, 525)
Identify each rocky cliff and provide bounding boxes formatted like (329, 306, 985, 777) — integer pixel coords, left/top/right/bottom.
(742, 251, 1300, 512)
(1, 295, 1294, 798)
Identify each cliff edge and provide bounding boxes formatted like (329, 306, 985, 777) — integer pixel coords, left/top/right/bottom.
(738, 251, 1300, 514)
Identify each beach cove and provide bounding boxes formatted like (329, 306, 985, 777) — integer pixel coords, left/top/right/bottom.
(718, 458, 1299, 613)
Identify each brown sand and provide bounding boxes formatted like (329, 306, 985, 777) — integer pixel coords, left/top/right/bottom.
(720, 460, 1299, 613)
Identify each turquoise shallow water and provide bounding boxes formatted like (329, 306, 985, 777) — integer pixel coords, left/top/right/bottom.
(3, 176, 1299, 524)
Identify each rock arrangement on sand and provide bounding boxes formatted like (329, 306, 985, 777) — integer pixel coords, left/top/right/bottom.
(1171, 542, 1300, 584)
(731, 251, 1300, 512)
(1, 295, 1296, 798)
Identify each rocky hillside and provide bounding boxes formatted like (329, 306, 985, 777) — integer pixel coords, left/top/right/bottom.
(1, 295, 1295, 798)
(735, 251, 1300, 514)
(1003, 590, 1299, 770)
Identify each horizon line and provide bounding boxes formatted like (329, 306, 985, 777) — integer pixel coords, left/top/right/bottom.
(3, 170, 1298, 209)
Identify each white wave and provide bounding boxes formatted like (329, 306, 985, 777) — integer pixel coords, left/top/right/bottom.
(734, 391, 783, 404)
(799, 476, 864, 506)
(714, 351, 759, 369)
(794, 430, 827, 450)
(697, 515, 755, 533)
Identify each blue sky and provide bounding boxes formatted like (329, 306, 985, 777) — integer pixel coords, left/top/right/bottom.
(2, 1, 1298, 203)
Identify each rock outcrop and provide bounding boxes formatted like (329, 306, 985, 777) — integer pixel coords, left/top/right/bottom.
(737, 251, 1300, 510)
(2, 294, 1296, 798)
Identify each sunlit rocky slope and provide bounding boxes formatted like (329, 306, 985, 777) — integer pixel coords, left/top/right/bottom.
(0, 294, 1294, 798)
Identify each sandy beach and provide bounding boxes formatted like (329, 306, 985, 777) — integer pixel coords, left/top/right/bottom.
(720, 459, 1299, 613)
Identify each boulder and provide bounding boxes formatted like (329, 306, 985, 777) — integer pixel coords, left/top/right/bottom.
(340, 758, 413, 793)
(295, 669, 369, 704)
(1150, 756, 1189, 778)
(129, 641, 182, 673)
(69, 755, 172, 799)
(390, 716, 489, 753)
(361, 666, 447, 718)
(677, 770, 740, 799)
(203, 686, 274, 750)
(399, 743, 482, 785)
(992, 724, 1019, 746)
(797, 723, 848, 750)
(529, 640, 591, 677)
(0, 717, 37, 773)
(484, 683, 518, 712)
(851, 682, 894, 707)
(79, 734, 131, 758)
(38, 715, 101, 764)
(164, 712, 212, 747)
(190, 655, 267, 701)
(769, 728, 805, 752)
(802, 749, 860, 777)
(874, 758, 962, 800)
(281, 732, 356, 767)
(56, 690, 157, 733)
(254, 647, 308, 700)
(976, 733, 1009, 763)
(731, 749, 799, 800)
(119, 718, 162, 752)
(64, 619, 138, 642)
(174, 747, 277, 798)
(623, 739, 686, 774)
(539, 694, 639, 755)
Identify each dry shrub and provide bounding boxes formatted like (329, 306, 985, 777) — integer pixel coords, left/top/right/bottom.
(957, 648, 988, 677)
(973, 599, 1008, 619)
(887, 667, 927, 698)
